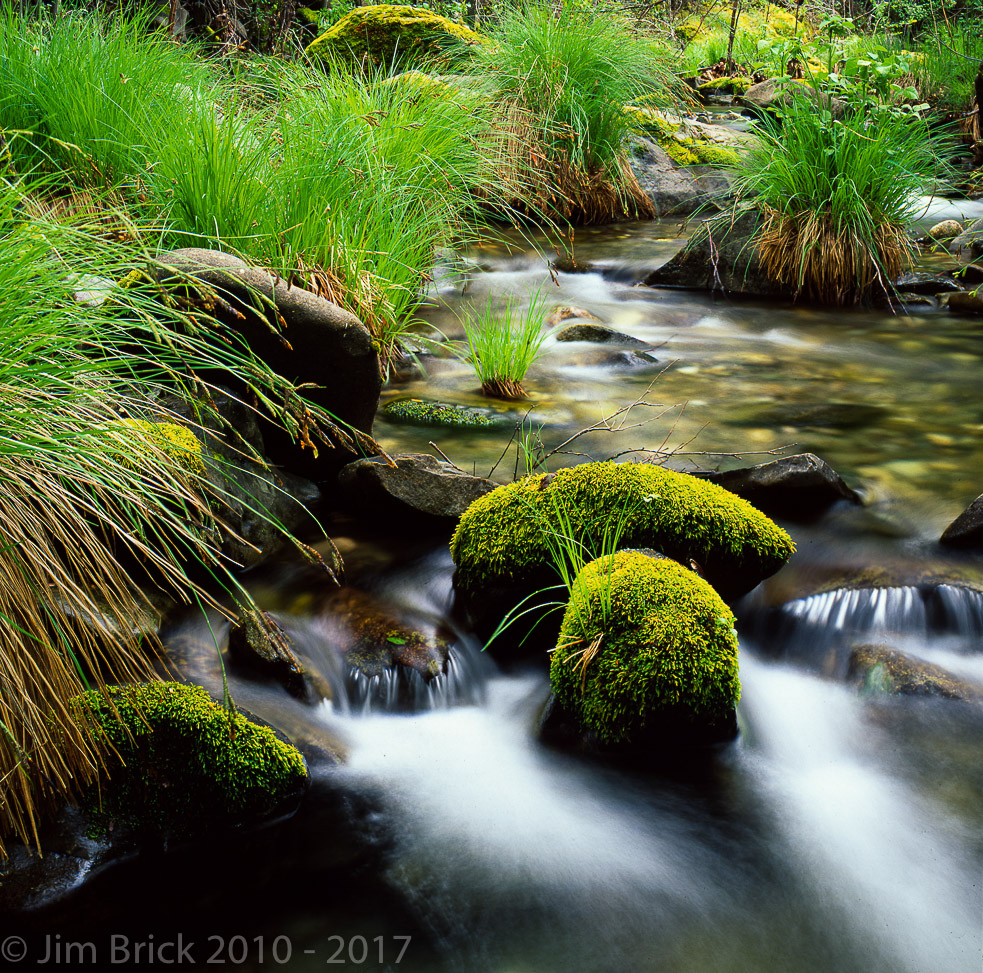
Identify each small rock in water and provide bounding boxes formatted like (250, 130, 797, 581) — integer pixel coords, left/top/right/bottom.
(554, 323, 649, 347)
(694, 453, 861, 522)
(892, 271, 962, 294)
(848, 643, 983, 702)
(946, 290, 983, 315)
(928, 219, 964, 242)
(551, 255, 594, 274)
(940, 493, 983, 549)
(228, 610, 322, 701)
(545, 305, 603, 327)
(959, 263, 983, 287)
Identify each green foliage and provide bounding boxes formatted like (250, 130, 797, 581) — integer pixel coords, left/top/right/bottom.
(460, 291, 551, 399)
(731, 95, 949, 303)
(73, 683, 307, 835)
(450, 461, 794, 596)
(550, 550, 740, 744)
(382, 398, 496, 427)
(307, 4, 488, 70)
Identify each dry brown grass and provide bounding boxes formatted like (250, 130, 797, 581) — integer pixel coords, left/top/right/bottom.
(755, 205, 910, 306)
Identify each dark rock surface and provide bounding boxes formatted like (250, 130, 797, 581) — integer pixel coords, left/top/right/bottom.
(940, 494, 983, 548)
(629, 137, 732, 217)
(695, 453, 861, 522)
(555, 323, 649, 347)
(849, 643, 983, 702)
(949, 217, 983, 259)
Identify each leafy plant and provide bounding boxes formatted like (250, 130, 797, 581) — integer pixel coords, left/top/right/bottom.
(461, 291, 552, 399)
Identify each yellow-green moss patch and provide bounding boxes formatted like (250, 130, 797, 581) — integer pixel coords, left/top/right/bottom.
(551, 551, 740, 744)
(628, 107, 740, 167)
(113, 419, 205, 475)
(73, 682, 308, 835)
(307, 5, 488, 70)
(450, 461, 794, 600)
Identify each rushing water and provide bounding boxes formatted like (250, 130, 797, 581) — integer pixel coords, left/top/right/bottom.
(39, 217, 982, 971)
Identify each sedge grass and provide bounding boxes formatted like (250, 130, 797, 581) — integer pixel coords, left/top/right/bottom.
(472, 4, 686, 223)
(0, 178, 356, 853)
(462, 292, 551, 400)
(731, 95, 948, 304)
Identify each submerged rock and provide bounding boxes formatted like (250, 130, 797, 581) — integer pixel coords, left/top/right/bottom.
(696, 453, 861, 522)
(338, 452, 497, 525)
(849, 643, 983, 702)
(940, 493, 983, 549)
(544, 550, 740, 757)
(946, 290, 983, 315)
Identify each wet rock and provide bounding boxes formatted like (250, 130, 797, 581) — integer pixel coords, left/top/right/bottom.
(554, 323, 649, 347)
(738, 78, 848, 119)
(551, 255, 595, 274)
(150, 248, 382, 478)
(695, 453, 861, 522)
(338, 452, 497, 525)
(849, 643, 983, 702)
(892, 270, 962, 294)
(319, 588, 449, 681)
(629, 136, 732, 217)
(642, 205, 792, 299)
(928, 219, 964, 241)
(545, 304, 602, 327)
(958, 263, 983, 287)
(940, 494, 983, 549)
(564, 348, 660, 368)
(381, 398, 499, 429)
(949, 217, 983, 258)
(228, 610, 319, 700)
(726, 400, 886, 430)
(946, 290, 983, 315)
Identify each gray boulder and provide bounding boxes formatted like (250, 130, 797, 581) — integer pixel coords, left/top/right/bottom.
(555, 323, 649, 347)
(949, 218, 983, 259)
(695, 453, 861, 522)
(738, 78, 849, 119)
(946, 290, 983, 315)
(629, 137, 732, 217)
(642, 205, 792, 299)
(338, 452, 497, 525)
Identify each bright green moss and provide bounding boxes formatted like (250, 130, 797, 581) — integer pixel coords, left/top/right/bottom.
(114, 419, 205, 475)
(551, 550, 740, 744)
(450, 461, 794, 598)
(73, 683, 308, 836)
(697, 75, 753, 95)
(628, 107, 739, 167)
(383, 398, 494, 428)
(306, 5, 488, 70)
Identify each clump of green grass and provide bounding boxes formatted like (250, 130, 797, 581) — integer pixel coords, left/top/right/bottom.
(731, 94, 949, 304)
(461, 292, 551, 400)
(472, 3, 686, 223)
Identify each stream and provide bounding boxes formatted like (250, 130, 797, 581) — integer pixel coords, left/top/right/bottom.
(31, 216, 983, 972)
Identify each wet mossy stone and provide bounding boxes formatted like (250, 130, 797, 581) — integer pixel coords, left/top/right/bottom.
(450, 461, 794, 603)
(849, 643, 983, 703)
(307, 5, 487, 70)
(549, 551, 740, 749)
(382, 398, 496, 428)
(112, 419, 205, 475)
(73, 683, 308, 838)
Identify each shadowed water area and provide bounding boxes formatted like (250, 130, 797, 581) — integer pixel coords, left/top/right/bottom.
(31, 218, 983, 972)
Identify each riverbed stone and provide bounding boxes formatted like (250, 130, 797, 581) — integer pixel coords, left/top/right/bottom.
(892, 270, 963, 294)
(940, 494, 983, 548)
(946, 290, 983, 315)
(949, 217, 983, 258)
(554, 323, 649, 347)
(338, 452, 497, 525)
(738, 78, 848, 119)
(629, 136, 732, 217)
(641, 205, 791, 298)
(695, 453, 861, 522)
(228, 609, 318, 700)
(928, 219, 964, 241)
(849, 643, 983, 702)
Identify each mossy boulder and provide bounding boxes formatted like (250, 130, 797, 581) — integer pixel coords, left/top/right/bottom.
(112, 419, 205, 475)
(382, 398, 496, 428)
(450, 461, 794, 605)
(73, 683, 308, 837)
(628, 107, 741, 167)
(548, 550, 740, 751)
(307, 5, 487, 70)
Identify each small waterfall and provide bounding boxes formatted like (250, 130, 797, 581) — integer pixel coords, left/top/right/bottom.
(745, 583, 983, 669)
(739, 655, 981, 973)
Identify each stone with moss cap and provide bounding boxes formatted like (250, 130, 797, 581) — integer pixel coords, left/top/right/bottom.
(307, 5, 487, 70)
(548, 550, 740, 749)
(113, 419, 205, 475)
(450, 461, 794, 603)
(72, 682, 308, 836)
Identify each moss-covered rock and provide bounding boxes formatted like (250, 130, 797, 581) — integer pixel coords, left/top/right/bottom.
(73, 683, 308, 836)
(382, 398, 495, 428)
(549, 550, 740, 748)
(113, 419, 205, 475)
(450, 461, 794, 602)
(307, 5, 487, 70)
(627, 107, 741, 167)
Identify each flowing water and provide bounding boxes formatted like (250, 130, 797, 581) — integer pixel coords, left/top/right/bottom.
(64, 218, 983, 971)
